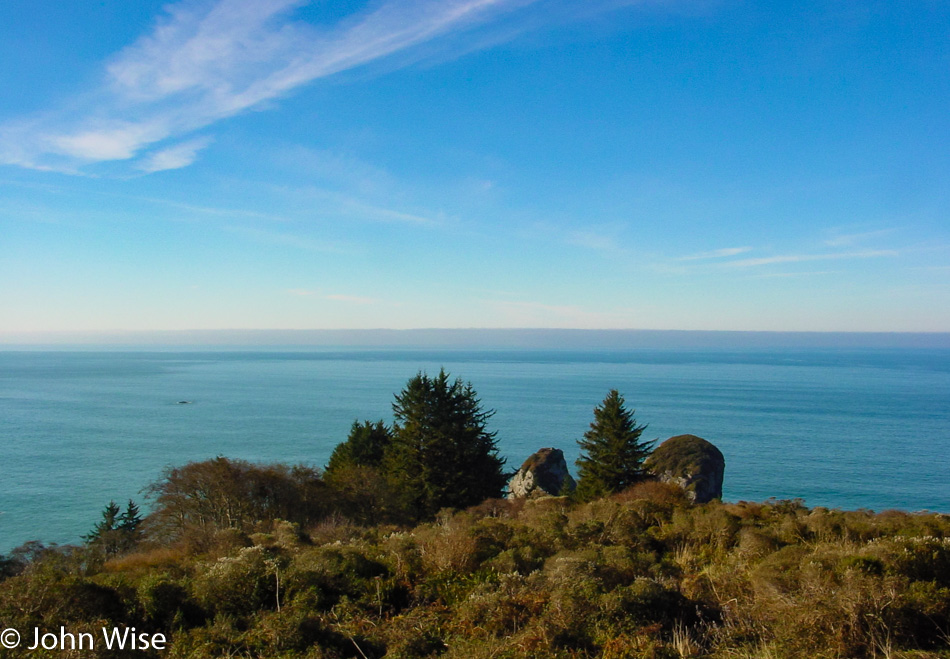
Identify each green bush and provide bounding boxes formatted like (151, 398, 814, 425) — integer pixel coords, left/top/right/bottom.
(8, 456, 950, 659)
(192, 546, 277, 617)
(137, 573, 201, 629)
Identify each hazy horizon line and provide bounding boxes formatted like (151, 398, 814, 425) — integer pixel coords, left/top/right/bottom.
(2, 328, 950, 349)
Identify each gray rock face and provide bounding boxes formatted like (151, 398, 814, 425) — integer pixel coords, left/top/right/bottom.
(644, 434, 724, 503)
(508, 448, 576, 498)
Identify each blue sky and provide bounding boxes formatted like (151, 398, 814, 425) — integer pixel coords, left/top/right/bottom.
(1, 0, 949, 335)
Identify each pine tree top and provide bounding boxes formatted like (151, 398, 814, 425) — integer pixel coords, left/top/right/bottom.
(575, 389, 654, 500)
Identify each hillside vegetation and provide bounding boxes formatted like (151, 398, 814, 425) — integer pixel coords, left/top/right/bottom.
(3, 376, 948, 657)
(2, 477, 949, 658)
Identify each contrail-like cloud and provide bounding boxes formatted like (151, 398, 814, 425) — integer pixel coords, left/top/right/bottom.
(678, 246, 753, 261)
(0, 0, 536, 173)
(723, 250, 898, 268)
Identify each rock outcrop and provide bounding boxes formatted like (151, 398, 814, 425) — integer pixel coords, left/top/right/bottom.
(508, 447, 576, 498)
(644, 434, 724, 503)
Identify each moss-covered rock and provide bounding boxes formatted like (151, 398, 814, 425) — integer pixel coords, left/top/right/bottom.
(644, 435, 724, 503)
(508, 448, 576, 498)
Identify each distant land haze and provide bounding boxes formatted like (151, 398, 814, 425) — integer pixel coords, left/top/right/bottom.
(2, 328, 950, 349)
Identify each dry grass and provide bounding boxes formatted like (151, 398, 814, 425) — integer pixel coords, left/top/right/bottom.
(102, 546, 188, 572)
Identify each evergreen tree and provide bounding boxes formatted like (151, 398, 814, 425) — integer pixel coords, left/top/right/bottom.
(325, 420, 392, 477)
(84, 500, 121, 543)
(575, 389, 654, 500)
(118, 499, 143, 540)
(84, 500, 123, 557)
(324, 420, 402, 524)
(384, 369, 508, 520)
(84, 499, 143, 557)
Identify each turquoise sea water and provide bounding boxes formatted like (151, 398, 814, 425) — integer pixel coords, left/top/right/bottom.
(2, 348, 949, 553)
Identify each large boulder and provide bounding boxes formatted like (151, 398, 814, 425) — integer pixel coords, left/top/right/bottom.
(644, 434, 724, 503)
(508, 448, 576, 498)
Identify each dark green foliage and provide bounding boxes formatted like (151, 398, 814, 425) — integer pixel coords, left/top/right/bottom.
(610, 577, 697, 628)
(325, 420, 392, 475)
(1, 541, 55, 581)
(575, 390, 654, 501)
(0, 554, 19, 580)
(324, 421, 402, 525)
(4, 490, 950, 659)
(137, 573, 203, 629)
(5, 371, 950, 658)
(323, 464, 405, 525)
(10, 540, 57, 564)
(84, 499, 142, 557)
(384, 369, 508, 520)
(84, 500, 121, 543)
(165, 612, 376, 659)
(193, 545, 277, 617)
(286, 545, 391, 612)
(119, 499, 143, 535)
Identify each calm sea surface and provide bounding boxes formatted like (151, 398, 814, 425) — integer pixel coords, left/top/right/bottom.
(2, 348, 949, 552)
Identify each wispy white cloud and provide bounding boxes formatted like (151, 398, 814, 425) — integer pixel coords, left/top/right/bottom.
(0, 0, 538, 173)
(275, 146, 399, 195)
(51, 122, 166, 161)
(753, 270, 837, 279)
(137, 137, 213, 172)
(130, 194, 289, 222)
(529, 220, 628, 254)
(723, 249, 898, 268)
(338, 198, 441, 225)
(0, 179, 295, 224)
(264, 146, 456, 225)
(568, 230, 620, 252)
(678, 246, 753, 261)
(274, 182, 446, 225)
(823, 228, 894, 247)
(225, 225, 350, 252)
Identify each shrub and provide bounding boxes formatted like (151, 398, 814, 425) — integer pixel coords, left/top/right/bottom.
(192, 546, 277, 617)
(146, 458, 331, 540)
(137, 573, 202, 629)
(285, 545, 390, 613)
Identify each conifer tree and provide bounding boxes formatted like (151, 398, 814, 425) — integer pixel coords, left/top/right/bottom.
(384, 369, 507, 519)
(325, 420, 392, 477)
(84, 500, 123, 557)
(85, 499, 143, 556)
(118, 499, 143, 540)
(575, 389, 654, 500)
(84, 500, 121, 543)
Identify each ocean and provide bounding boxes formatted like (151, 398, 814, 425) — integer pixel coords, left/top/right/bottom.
(2, 347, 949, 553)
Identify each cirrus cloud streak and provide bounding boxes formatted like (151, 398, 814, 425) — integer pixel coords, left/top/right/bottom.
(0, 0, 537, 174)
(722, 249, 898, 268)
